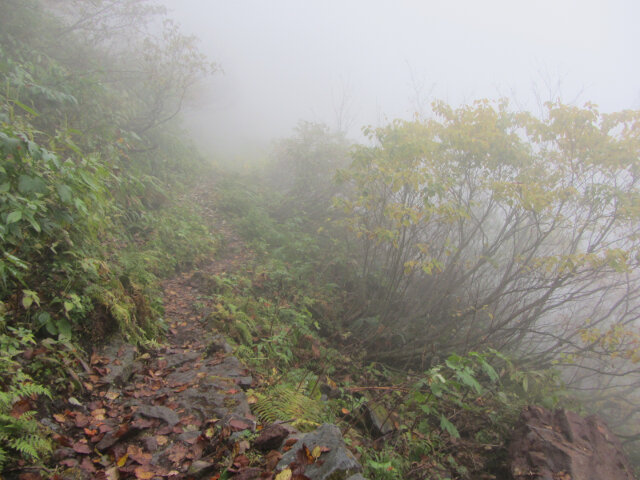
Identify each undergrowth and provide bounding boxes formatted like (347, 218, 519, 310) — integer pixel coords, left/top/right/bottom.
(0, 1, 217, 470)
(213, 175, 572, 479)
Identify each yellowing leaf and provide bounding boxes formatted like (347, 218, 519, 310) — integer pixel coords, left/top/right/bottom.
(311, 446, 322, 459)
(275, 468, 292, 480)
(105, 466, 120, 480)
(117, 453, 129, 467)
(105, 391, 120, 401)
(53, 413, 66, 423)
(134, 466, 154, 479)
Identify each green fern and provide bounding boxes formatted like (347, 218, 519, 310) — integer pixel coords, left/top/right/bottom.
(0, 329, 52, 469)
(252, 384, 327, 432)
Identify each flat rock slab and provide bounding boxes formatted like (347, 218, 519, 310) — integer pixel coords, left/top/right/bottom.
(509, 405, 635, 480)
(134, 404, 180, 427)
(278, 423, 363, 480)
(102, 343, 138, 386)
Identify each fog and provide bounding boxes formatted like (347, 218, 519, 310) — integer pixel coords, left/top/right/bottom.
(163, 0, 640, 154)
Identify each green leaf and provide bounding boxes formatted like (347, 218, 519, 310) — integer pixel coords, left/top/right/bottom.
(44, 321, 58, 336)
(21, 290, 40, 309)
(26, 216, 41, 233)
(11, 99, 39, 117)
(37, 312, 51, 327)
(56, 184, 73, 203)
(456, 368, 483, 394)
(22, 296, 33, 309)
(6, 211, 22, 224)
(57, 319, 72, 339)
(74, 198, 88, 214)
(17, 175, 47, 195)
(480, 361, 499, 383)
(440, 415, 460, 438)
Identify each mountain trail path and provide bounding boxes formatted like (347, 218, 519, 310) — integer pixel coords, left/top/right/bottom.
(37, 181, 265, 480)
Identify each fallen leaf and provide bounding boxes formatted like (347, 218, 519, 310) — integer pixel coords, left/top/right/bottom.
(92, 408, 107, 420)
(265, 450, 282, 471)
(229, 418, 251, 431)
(99, 423, 114, 433)
(134, 466, 155, 479)
(79, 456, 96, 473)
(73, 412, 90, 428)
(341, 408, 350, 415)
(275, 469, 292, 480)
(168, 443, 189, 465)
(117, 453, 129, 467)
(127, 444, 152, 465)
(11, 398, 32, 418)
(156, 435, 169, 446)
(52, 433, 73, 447)
(105, 391, 120, 401)
(105, 466, 120, 480)
(72, 441, 92, 454)
(233, 454, 250, 469)
(53, 413, 67, 423)
(84, 427, 98, 436)
(237, 440, 250, 454)
(295, 444, 314, 465)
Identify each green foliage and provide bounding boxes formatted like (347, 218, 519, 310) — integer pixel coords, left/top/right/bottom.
(251, 383, 328, 432)
(358, 448, 406, 480)
(0, 0, 217, 346)
(0, 5, 219, 472)
(0, 321, 52, 469)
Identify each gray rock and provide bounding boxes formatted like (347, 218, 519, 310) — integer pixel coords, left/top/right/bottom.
(208, 356, 253, 388)
(134, 404, 180, 427)
(509, 406, 635, 480)
(277, 424, 362, 480)
(359, 403, 394, 438)
(164, 350, 201, 368)
(345, 475, 369, 480)
(102, 343, 137, 386)
(205, 334, 234, 355)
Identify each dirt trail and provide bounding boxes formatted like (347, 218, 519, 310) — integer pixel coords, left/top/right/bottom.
(36, 182, 261, 479)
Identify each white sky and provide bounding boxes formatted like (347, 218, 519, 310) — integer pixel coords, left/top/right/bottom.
(163, 0, 640, 152)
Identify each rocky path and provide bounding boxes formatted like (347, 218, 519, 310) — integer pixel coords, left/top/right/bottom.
(38, 185, 263, 479)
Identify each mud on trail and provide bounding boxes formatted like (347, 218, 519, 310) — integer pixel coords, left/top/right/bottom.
(28, 183, 266, 479)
